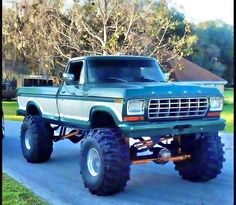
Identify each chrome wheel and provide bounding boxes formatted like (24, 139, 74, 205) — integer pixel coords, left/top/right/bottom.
(25, 129, 31, 150)
(87, 148, 101, 176)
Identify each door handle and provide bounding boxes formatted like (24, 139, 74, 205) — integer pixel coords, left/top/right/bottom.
(61, 90, 66, 94)
(83, 92, 88, 96)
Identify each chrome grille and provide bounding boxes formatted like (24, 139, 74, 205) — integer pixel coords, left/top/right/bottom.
(148, 97, 209, 119)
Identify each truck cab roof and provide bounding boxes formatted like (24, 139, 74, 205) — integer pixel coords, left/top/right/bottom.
(68, 55, 156, 62)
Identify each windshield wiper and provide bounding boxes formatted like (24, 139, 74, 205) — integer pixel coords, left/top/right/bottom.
(108, 77, 128, 83)
(133, 77, 163, 82)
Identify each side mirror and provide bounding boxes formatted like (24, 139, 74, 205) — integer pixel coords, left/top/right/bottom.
(164, 73, 170, 81)
(63, 73, 74, 83)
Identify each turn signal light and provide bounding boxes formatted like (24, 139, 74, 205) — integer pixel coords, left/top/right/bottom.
(207, 112, 220, 117)
(123, 116, 144, 122)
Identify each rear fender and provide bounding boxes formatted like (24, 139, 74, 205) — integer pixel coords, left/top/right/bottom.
(26, 101, 42, 116)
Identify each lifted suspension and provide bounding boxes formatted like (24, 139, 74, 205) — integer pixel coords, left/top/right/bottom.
(130, 137, 191, 165)
(132, 155, 191, 165)
(53, 126, 85, 143)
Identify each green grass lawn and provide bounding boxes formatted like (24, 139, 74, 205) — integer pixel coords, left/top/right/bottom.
(221, 88, 234, 132)
(2, 101, 23, 121)
(2, 173, 48, 205)
(221, 103, 233, 133)
(224, 87, 234, 105)
(2, 88, 234, 132)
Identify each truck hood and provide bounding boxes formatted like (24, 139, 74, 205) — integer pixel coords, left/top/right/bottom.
(86, 82, 222, 99)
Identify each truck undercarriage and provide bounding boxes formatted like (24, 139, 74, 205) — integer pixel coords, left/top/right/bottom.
(51, 125, 190, 165)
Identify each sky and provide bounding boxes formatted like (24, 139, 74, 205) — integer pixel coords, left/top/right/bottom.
(170, 0, 234, 25)
(3, 0, 234, 25)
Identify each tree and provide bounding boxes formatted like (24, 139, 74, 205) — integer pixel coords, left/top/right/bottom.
(2, 0, 196, 78)
(188, 20, 233, 85)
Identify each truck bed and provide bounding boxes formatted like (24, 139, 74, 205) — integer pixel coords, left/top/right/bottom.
(17, 86, 60, 97)
(17, 86, 60, 121)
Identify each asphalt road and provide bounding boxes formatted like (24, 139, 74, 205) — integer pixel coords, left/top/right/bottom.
(3, 120, 234, 205)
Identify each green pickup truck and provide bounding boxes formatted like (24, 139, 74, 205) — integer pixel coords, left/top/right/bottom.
(17, 55, 226, 196)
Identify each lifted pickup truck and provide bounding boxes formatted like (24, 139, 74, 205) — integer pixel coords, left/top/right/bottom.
(17, 55, 226, 196)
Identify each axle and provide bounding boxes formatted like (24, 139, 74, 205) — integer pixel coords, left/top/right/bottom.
(132, 154, 191, 164)
(130, 137, 191, 165)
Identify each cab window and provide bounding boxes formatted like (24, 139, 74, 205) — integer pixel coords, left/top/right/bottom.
(67, 61, 83, 84)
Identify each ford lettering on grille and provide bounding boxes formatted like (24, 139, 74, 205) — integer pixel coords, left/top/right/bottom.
(148, 98, 209, 119)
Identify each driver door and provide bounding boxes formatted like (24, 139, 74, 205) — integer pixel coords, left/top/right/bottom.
(57, 60, 85, 125)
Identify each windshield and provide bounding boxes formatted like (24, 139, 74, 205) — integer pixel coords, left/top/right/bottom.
(87, 58, 166, 83)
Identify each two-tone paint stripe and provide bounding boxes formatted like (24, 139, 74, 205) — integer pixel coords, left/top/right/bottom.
(17, 93, 123, 103)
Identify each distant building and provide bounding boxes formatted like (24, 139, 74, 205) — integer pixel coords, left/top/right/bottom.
(163, 56, 227, 95)
(16, 75, 57, 88)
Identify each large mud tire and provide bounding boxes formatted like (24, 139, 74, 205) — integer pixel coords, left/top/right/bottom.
(172, 132, 225, 182)
(80, 128, 130, 195)
(20, 115, 53, 163)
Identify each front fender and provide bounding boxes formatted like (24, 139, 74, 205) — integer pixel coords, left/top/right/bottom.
(89, 106, 122, 127)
